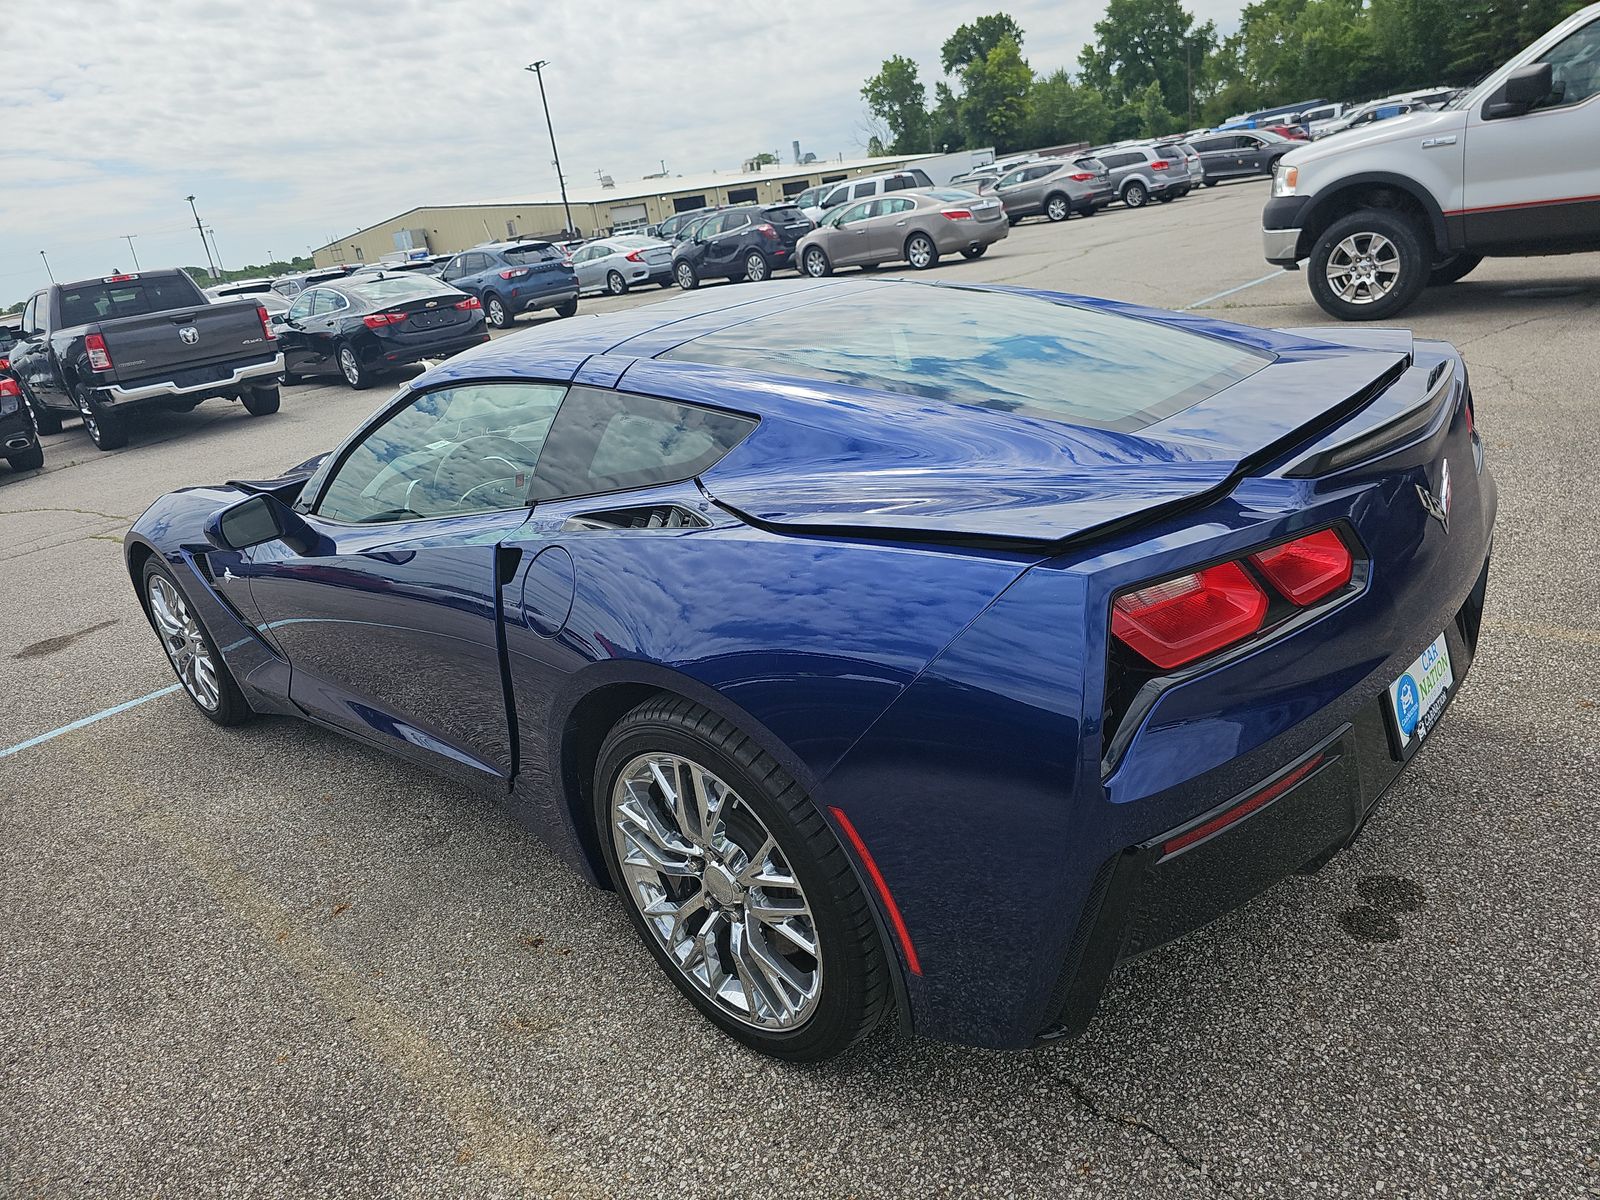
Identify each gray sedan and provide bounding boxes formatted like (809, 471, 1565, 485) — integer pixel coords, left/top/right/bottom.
(795, 189, 1008, 276)
(570, 236, 675, 295)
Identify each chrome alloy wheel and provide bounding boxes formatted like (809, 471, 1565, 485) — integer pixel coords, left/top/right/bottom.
(339, 346, 361, 385)
(907, 236, 934, 268)
(609, 752, 823, 1030)
(1325, 231, 1401, 305)
(147, 574, 220, 711)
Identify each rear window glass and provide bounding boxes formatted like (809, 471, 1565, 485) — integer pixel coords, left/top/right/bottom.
(349, 276, 449, 302)
(763, 206, 808, 224)
(58, 275, 204, 325)
(1074, 158, 1105, 171)
(504, 243, 563, 263)
(663, 285, 1270, 433)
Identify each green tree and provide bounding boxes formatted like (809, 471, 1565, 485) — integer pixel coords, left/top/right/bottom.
(941, 13, 1027, 73)
(1136, 79, 1178, 136)
(928, 81, 964, 151)
(1026, 68, 1116, 147)
(861, 54, 929, 153)
(959, 35, 1034, 150)
(1080, 0, 1216, 119)
(1447, 0, 1588, 83)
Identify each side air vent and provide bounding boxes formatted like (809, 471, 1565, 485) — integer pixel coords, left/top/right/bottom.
(561, 505, 711, 533)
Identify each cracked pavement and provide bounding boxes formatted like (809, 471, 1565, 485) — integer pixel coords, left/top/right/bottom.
(2, 181, 1598, 1198)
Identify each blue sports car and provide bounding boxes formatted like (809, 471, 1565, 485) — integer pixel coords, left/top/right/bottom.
(125, 279, 1495, 1060)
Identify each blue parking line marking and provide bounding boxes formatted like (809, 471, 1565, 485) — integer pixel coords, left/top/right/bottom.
(1182, 269, 1287, 310)
(1, 684, 181, 760)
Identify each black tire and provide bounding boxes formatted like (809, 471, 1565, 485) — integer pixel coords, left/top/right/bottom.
(1078, 204, 1098, 217)
(1157, 193, 1176, 204)
(594, 696, 891, 1062)
(242, 385, 280, 416)
(1123, 180, 1149, 208)
(279, 368, 300, 386)
(485, 293, 513, 329)
(857, 262, 880, 272)
(7, 443, 44, 472)
(337, 342, 372, 390)
(1007, 214, 1021, 227)
(960, 245, 988, 260)
(555, 298, 578, 318)
(27, 391, 62, 434)
(1044, 193, 1071, 222)
(1428, 253, 1483, 287)
(1307, 209, 1430, 322)
(904, 233, 939, 270)
(802, 245, 833, 277)
(675, 261, 699, 290)
(76, 387, 127, 451)
(742, 252, 770, 283)
(1203, 179, 1219, 188)
(140, 557, 253, 727)
(605, 270, 628, 296)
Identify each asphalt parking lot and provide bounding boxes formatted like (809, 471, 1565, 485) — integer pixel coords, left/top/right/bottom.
(3, 179, 1598, 1198)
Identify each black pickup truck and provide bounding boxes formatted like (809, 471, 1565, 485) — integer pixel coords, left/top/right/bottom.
(8, 270, 284, 450)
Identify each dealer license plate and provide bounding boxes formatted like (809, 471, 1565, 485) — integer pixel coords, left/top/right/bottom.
(1386, 633, 1454, 756)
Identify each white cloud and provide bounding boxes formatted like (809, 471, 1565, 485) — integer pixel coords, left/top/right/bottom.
(1, 0, 1242, 301)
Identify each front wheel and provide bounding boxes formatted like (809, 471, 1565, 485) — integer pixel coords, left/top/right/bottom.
(142, 558, 252, 726)
(605, 270, 628, 296)
(555, 298, 578, 318)
(802, 246, 832, 277)
(1308, 210, 1430, 321)
(337, 343, 371, 390)
(595, 697, 891, 1061)
(961, 245, 988, 260)
(905, 233, 939, 270)
(27, 392, 62, 434)
(242, 385, 280, 416)
(1123, 181, 1149, 208)
(1157, 193, 1176, 204)
(1203, 179, 1219, 188)
(743, 252, 770, 283)
(1428, 253, 1483, 287)
(675, 261, 699, 290)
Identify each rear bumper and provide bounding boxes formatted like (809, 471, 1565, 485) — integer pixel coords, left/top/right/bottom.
(99, 353, 285, 404)
(1039, 549, 1491, 1042)
(377, 332, 491, 366)
(1, 407, 38, 451)
(514, 285, 579, 313)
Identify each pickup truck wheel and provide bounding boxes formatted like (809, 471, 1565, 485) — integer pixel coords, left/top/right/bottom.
(1308, 210, 1429, 321)
(7, 443, 44, 472)
(1428, 253, 1483, 287)
(337, 344, 371, 390)
(242, 385, 280, 416)
(75, 388, 127, 451)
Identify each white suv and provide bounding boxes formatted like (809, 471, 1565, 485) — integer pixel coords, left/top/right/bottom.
(1263, 1, 1600, 320)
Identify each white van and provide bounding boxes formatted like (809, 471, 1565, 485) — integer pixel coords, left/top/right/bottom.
(1264, 1, 1600, 319)
(799, 169, 936, 222)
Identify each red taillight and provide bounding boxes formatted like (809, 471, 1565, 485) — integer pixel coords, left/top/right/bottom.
(499, 267, 531, 280)
(1150, 159, 1170, 170)
(941, 208, 974, 220)
(0, 377, 19, 398)
(755, 223, 778, 239)
(1161, 752, 1327, 856)
(1069, 172, 1095, 182)
(454, 296, 482, 311)
(85, 332, 113, 372)
(362, 312, 406, 329)
(1249, 529, 1353, 606)
(624, 250, 644, 263)
(257, 305, 276, 341)
(1112, 562, 1267, 669)
(0, 357, 9, 372)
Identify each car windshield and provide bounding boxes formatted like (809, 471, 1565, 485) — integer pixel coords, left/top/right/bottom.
(348, 276, 449, 302)
(665, 285, 1271, 433)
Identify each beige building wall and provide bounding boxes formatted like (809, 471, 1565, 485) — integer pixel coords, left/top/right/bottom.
(312, 159, 924, 268)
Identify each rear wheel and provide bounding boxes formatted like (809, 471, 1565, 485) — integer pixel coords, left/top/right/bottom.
(743, 252, 770, 282)
(961, 245, 988, 260)
(242, 385, 280, 416)
(802, 246, 832, 277)
(676, 261, 699, 290)
(905, 233, 939, 270)
(76, 387, 126, 451)
(1308, 209, 1430, 321)
(555, 298, 578, 318)
(7, 443, 44, 472)
(605, 270, 628, 296)
(1428, 253, 1483, 287)
(1045, 194, 1070, 222)
(595, 697, 891, 1062)
(1123, 181, 1149, 208)
(485, 293, 513, 329)
(142, 558, 252, 726)
(1203, 179, 1219, 188)
(1157, 193, 1176, 203)
(337, 343, 371, 390)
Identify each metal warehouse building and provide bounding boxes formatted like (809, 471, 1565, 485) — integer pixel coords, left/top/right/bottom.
(312, 154, 937, 267)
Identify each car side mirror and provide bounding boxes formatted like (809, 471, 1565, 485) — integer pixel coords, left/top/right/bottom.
(204, 493, 322, 555)
(1484, 62, 1553, 119)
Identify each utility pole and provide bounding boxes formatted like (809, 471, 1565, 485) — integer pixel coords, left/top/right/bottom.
(206, 227, 225, 274)
(185, 195, 218, 279)
(524, 61, 574, 236)
(39, 250, 56, 283)
(122, 235, 141, 270)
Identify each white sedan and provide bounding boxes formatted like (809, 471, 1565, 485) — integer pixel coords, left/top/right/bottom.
(570, 236, 675, 295)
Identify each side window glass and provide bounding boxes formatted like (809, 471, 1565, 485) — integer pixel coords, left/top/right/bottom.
(853, 182, 875, 199)
(1539, 19, 1600, 109)
(315, 383, 568, 523)
(530, 386, 757, 501)
(288, 293, 315, 321)
(22, 297, 37, 334)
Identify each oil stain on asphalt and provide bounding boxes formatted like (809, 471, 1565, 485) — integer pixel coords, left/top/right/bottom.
(1337, 875, 1427, 943)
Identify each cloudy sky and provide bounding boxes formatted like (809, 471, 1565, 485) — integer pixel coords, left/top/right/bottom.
(0, 0, 1241, 304)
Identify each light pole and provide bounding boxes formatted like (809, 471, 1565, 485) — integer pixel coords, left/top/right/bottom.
(121, 235, 141, 270)
(524, 60, 574, 236)
(206, 227, 225, 274)
(185, 194, 219, 279)
(39, 250, 56, 283)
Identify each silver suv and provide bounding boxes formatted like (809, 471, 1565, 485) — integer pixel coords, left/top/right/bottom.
(1087, 144, 1191, 208)
(992, 158, 1114, 223)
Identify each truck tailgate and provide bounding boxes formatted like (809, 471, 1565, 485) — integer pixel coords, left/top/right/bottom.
(100, 301, 273, 382)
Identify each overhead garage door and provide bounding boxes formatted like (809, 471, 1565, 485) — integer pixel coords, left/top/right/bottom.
(609, 203, 648, 233)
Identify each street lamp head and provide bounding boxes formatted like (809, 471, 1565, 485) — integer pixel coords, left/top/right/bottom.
(525, 60, 549, 72)
(186, 194, 195, 202)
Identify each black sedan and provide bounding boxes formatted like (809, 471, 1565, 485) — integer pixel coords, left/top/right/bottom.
(274, 274, 490, 390)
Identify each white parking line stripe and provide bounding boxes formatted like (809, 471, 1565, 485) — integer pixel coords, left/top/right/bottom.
(1, 685, 179, 759)
(1182, 269, 1287, 310)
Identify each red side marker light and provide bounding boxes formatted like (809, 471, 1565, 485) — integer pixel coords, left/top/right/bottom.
(1162, 752, 1327, 856)
(1250, 529, 1353, 606)
(828, 806, 922, 976)
(1111, 562, 1267, 669)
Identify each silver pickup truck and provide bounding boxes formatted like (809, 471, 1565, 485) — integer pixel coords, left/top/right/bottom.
(8, 270, 284, 450)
